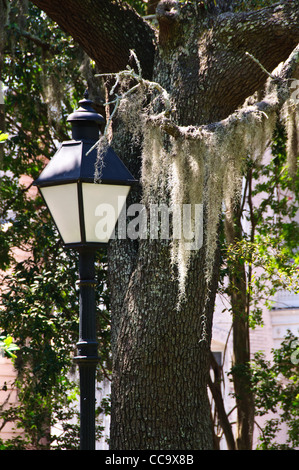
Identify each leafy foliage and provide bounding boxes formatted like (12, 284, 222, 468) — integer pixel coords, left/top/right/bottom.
(0, 1, 110, 449)
(221, 122, 299, 328)
(251, 332, 299, 450)
(0, 334, 19, 358)
(219, 121, 299, 449)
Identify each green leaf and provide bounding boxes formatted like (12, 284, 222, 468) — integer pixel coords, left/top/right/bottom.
(0, 131, 9, 142)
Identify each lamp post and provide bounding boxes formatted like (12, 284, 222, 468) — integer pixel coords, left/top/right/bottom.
(34, 91, 136, 450)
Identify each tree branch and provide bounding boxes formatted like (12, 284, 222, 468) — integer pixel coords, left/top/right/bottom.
(29, 0, 156, 79)
(150, 44, 299, 141)
(197, 0, 299, 121)
(208, 351, 236, 450)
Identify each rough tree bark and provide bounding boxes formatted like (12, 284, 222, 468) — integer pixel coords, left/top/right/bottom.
(30, 0, 299, 450)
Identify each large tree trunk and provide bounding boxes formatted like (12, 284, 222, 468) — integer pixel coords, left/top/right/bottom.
(108, 238, 218, 449)
(30, 0, 299, 450)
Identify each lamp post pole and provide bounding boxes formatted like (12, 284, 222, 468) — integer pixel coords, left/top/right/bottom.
(75, 248, 98, 450)
(34, 90, 137, 450)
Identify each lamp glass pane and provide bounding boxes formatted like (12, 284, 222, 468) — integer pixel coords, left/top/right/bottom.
(82, 183, 130, 243)
(40, 183, 81, 244)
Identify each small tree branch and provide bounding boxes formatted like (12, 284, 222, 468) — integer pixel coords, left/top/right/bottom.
(245, 52, 278, 81)
(208, 351, 236, 450)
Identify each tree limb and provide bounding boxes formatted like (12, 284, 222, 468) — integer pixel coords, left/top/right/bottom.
(208, 351, 236, 450)
(29, 0, 156, 78)
(149, 44, 299, 141)
(155, 0, 299, 123)
(30, 1, 299, 123)
(196, 0, 299, 121)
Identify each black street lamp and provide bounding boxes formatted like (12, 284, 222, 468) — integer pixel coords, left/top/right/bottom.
(34, 91, 136, 450)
